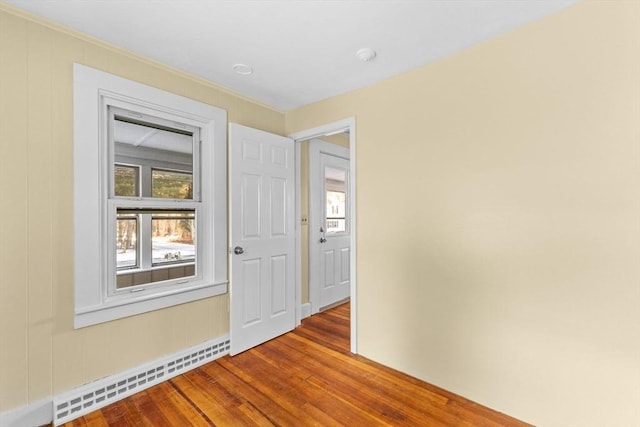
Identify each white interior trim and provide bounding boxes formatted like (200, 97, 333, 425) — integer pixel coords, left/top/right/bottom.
(289, 117, 357, 354)
(0, 397, 53, 427)
(301, 302, 312, 319)
(295, 145, 303, 327)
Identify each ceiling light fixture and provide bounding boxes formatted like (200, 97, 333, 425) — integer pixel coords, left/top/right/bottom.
(233, 63, 253, 75)
(355, 47, 377, 62)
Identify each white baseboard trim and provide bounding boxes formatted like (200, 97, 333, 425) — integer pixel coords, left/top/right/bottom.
(0, 397, 53, 427)
(51, 334, 230, 426)
(301, 302, 312, 319)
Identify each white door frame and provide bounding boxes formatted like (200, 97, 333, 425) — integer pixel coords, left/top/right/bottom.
(289, 117, 357, 354)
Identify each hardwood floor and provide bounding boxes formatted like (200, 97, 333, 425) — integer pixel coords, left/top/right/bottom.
(60, 303, 530, 426)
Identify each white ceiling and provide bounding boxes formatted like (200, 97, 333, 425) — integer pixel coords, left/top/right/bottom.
(5, 0, 579, 111)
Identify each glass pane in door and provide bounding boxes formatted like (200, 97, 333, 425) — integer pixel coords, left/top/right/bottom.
(325, 166, 347, 234)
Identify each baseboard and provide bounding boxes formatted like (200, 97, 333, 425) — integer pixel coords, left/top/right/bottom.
(0, 397, 53, 427)
(52, 334, 230, 426)
(320, 297, 350, 312)
(301, 302, 312, 319)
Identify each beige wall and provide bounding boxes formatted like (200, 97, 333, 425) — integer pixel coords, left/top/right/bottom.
(0, 4, 284, 413)
(287, 1, 640, 425)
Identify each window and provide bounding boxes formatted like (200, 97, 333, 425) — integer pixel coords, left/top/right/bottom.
(109, 107, 200, 291)
(74, 64, 227, 328)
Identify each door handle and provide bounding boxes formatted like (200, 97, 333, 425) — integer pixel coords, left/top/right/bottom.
(233, 246, 244, 255)
(320, 237, 327, 243)
(319, 226, 327, 243)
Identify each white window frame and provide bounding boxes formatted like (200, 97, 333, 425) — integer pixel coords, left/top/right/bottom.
(73, 64, 227, 328)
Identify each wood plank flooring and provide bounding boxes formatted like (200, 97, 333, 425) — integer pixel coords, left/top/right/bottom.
(60, 303, 530, 426)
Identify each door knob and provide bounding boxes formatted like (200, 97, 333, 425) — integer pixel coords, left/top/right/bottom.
(234, 246, 244, 255)
(320, 237, 327, 243)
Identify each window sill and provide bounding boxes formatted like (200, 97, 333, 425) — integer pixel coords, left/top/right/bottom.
(74, 280, 228, 328)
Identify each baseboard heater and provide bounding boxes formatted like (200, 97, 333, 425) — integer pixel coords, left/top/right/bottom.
(53, 335, 230, 425)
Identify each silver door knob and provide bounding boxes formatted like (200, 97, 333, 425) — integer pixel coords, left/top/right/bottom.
(319, 237, 327, 243)
(234, 246, 244, 255)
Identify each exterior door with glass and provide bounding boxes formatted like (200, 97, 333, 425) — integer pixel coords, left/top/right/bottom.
(309, 139, 350, 311)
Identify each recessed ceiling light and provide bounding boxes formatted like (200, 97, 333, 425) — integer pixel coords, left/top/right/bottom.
(355, 48, 377, 62)
(233, 64, 253, 75)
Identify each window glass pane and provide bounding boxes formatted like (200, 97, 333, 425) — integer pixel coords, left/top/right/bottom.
(152, 211, 196, 266)
(116, 214, 138, 269)
(152, 169, 193, 199)
(112, 112, 195, 200)
(325, 166, 347, 234)
(115, 209, 196, 289)
(114, 164, 139, 197)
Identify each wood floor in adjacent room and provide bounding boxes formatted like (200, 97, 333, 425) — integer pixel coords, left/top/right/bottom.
(60, 303, 530, 426)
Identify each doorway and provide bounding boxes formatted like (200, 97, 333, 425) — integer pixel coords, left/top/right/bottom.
(289, 118, 357, 354)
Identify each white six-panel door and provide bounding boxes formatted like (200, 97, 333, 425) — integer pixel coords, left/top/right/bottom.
(229, 124, 295, 355)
